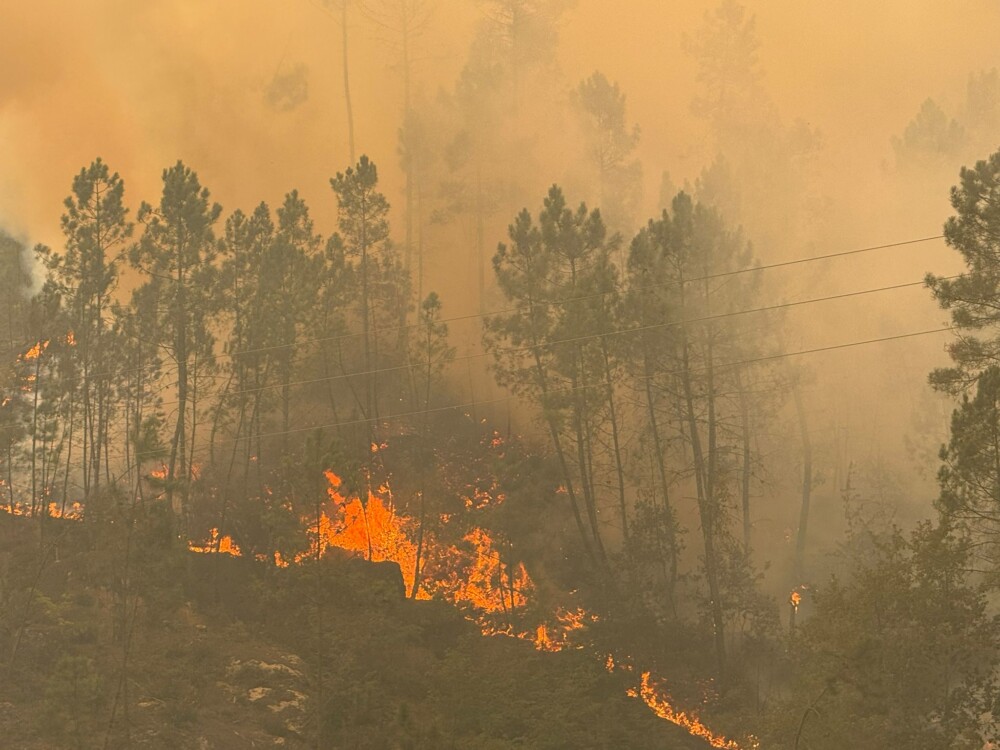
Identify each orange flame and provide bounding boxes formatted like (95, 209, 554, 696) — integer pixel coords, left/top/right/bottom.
(22, 340, 49, 362)
(187, 460, 745, 750)
(1, 500, 83, 519)
(633, 671, 742, 749)
(309, 473, 531, 620)
(188, 528, 242, 556)
(534, 608, 595, 652)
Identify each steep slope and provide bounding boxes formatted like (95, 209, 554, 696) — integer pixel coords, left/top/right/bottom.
(0, 514, 710, 749)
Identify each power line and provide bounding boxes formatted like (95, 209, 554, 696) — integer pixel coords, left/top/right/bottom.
(194, 325, 954, 450)
(21, 233, 947, 386)
(4, 267, 955, 450)
(216, 234, 947, 361)
(153, 274, 955, 409)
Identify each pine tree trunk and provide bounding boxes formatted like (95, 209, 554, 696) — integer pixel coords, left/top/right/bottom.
(735, 367, 753, 554)
(642, 348, 678, 598)
(600, 338, 630, 548)
(679, 324, 726, 683)
(341, 0, 356, 164)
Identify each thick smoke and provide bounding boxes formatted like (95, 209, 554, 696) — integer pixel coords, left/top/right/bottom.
(2, 0, 999, 574)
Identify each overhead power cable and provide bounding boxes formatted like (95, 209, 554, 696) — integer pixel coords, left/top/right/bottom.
(152, 274, 956, 409)
(193, 325, 954, 451)
(217, 234, 948, 361)
(20, 234, 946, 387)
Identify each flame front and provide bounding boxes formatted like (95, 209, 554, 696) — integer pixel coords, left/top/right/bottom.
(0, 501, 83, 519)
(0, 455, 742, 750)
(311, 473, 534, 621)
(632, 671, 742, 749)
(21, 339, 49, 362)
(303, 471, 743, 748)
(189, 527, 242, 556)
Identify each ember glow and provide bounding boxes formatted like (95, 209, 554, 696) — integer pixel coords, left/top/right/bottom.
(174, 462, 744, 749)
(0, 464, 744, 749)
(534, 608, 595, 652)
(308, 468, 744, 749)
(1, 501, 83, 519)
(21, 339, 49, 362)
(188, 528, 242, 557)
(631, 671, 743, 750)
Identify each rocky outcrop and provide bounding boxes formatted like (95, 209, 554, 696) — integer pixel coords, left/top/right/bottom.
(222, 655, 310, 744)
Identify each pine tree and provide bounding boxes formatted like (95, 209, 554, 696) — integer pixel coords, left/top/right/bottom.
(329, 155, 391, 432)
(928, 149, 1000, 392)
(130, 161, 222, 522)
(624, 191, 763, 682)
(38, 158, 132, 503)
(937, 365, 1000, 554)
(485, 185, 625, 574)
(572, 71, 642, 234)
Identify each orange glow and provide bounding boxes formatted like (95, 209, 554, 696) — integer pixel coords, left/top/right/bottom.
(304, 471, 541, 621)
(184, 461, 742, 750)
(188, 527, 242, 556)
(1, 500, 83, 519)
(22, 340, 49, 361)
(50, 501, 83, 519)
(534, 608, 595, 652)
(316, 492, 418, 577)
(422, 527, 532, 614)
(790, 590, 802, 612)
(635, 671, 742, 749)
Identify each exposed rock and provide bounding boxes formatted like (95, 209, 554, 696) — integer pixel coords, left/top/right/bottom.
(221, 656, 309, 740)
(228, 658, 303, 680)
(247, 687, 271, 702)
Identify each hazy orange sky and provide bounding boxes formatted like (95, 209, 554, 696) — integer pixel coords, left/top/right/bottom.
(2, 0, 998, 524)
(2, 0, 998, 250)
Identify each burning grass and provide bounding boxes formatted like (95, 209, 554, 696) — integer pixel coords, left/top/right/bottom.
(1, 449, 745, 749)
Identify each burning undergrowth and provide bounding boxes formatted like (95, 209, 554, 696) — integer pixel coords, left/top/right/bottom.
(3, 419, 745, 748)
(182, 423, 747, 749)
(189, 428, 578, 653)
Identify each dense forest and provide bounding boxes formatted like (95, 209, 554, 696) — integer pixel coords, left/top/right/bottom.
(3, 1, 1000, 748)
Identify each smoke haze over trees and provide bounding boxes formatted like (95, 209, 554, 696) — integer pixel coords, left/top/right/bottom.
(1, 2, 1000, 748)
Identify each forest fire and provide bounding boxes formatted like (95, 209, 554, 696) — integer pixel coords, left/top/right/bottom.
(1, 459, 742, 748)
(534, 607, 595, 652)
(188, 527, 242, 556)
(0, 500, 83, 520)
(21, 339, 49, 362)
(312, 470, 537, 623)
(185, 466, 743, 749)
(630, 672, 743, 749)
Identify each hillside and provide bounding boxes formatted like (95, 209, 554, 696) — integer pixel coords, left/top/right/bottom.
(0, 512, 711, 749)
